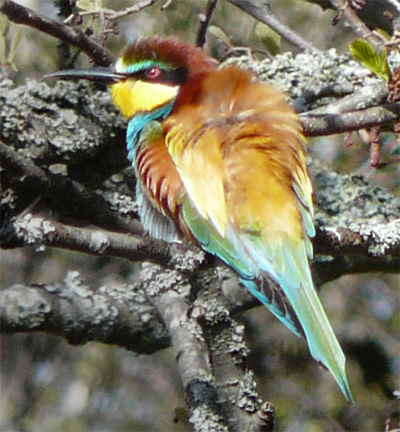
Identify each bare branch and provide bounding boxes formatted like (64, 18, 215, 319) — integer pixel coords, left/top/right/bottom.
(298, 79, 397, 138)
(196, 0, 219, 48)
(315, 221, 400, 257)
(0, 142, 142, 236)
(0, 273, 170, 354)
(302, 103, 399, 136)
(9, 212, 205, 272)
(192, 270, 273, 431)
(0, 263, 268, 430)
(64, 0, 159, 26)
(5, 209, 398, 288)
(314, 254, 400, 285)
(305, 82, 389, 115)
(227, 0, 320, 52)
(141, 263, 228, 430)
(300, 82, 355, 106)
(0, 0, 115, 66)
(328, 0, 383, 46)
(1, 247, 398, 347)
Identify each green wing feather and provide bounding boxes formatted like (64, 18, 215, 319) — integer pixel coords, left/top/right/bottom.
(182, 193, 354, 403)
(165, 65, 353, 402)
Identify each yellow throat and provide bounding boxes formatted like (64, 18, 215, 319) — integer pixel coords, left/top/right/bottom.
(110, 80, 179, 119)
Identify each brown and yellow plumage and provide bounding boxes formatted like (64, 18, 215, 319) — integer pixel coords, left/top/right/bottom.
(49, 36, 353, 403)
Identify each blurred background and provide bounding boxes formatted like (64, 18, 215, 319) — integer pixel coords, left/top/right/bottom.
(1, 0, 399, 431)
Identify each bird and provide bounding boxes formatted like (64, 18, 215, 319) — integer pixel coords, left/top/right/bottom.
(48, 36, 354, 403)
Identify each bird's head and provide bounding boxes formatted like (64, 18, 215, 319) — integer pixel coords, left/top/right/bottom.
(47, 37, 217, 120)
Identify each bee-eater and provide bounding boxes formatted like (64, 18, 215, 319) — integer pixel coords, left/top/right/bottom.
(49, 36, 353, 403)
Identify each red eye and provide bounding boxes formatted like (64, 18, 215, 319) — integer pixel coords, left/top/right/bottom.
(146, 67, 162, 79)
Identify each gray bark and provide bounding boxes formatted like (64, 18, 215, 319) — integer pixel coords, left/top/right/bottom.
(1, 50, 399, 431)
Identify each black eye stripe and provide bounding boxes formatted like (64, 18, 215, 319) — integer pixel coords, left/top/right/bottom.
(128, 67, 188, 85)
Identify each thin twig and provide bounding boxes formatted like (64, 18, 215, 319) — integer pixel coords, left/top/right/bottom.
(367, 126, 383, 166)
(328, 0, 382, 47)
(65, 0, 158, 23)
(196, 0, 219, 48)
(161, 0, 174, 10)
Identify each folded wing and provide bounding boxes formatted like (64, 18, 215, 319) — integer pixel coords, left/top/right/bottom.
(164, 66, 353, 403)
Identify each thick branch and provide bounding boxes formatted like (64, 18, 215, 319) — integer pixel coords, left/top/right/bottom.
(0, 77, 127, 169)
(192, 270, 274, 432)
(8, 212, 205, 272)
(302, 103, 400, 136)
(0, 142, 141, 235)
(305, 82, 389, 115)
(6, 211, 399, 271)
(0, 261, 273, 431)
(1, 47, 399, 377)
(316, 221, 400, 257)
(1, 246, 398, 347)
(141, 263, 227, 431)
(0, 273, 169, 354)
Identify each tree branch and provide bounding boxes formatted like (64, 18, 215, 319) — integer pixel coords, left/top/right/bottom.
(1, 46, 399, 423)
(8, 212, 205, 272)
(227, 0, 320, 52)
(302, 103, 399, 136)
(66, 0, 159, 22)
(316, 221, 400, 257)
(0, 262, 273, 431)
(1, 242, 398, 349)
(0, 0, 115, 66)
(328, 0, 385, 47)
(196, 0, 219, 48)
(304, 82, 389, 115)
(141, 263, 228, 431)
(0, 272, 170, 354)
(5, 211, 399, 275)
(191, 269, 274, 432)
(0, 141, 142, 235)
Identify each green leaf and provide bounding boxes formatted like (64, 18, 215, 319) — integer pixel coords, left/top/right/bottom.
(255, 22, 281, 56)
(349, 38, 391, 82)
(77, 0, 96, 11)
(208, 25, 231, 47)
(8, 27, 21, 70)
(0, 15, 9, 63)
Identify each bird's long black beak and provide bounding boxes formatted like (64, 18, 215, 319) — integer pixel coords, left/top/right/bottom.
(45, 68, 126, 84)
